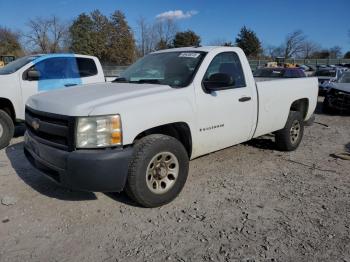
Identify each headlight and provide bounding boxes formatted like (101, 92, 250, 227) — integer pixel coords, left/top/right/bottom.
(76, 115, 122, 148)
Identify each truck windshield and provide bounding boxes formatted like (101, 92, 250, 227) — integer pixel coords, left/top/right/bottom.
(0, 55, 40, 75)
(315, 70, 336, 77)
(116, 51, 206, 87)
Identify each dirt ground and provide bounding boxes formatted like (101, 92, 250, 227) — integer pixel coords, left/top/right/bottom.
(0, 98, 349, 262)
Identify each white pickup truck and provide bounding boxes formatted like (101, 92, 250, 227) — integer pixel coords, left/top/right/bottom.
(0, 54, 105, 149)
(24, 47, 318, 207)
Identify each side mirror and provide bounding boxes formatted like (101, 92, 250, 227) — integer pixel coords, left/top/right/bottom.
(27, 70, 41, 81)
(203, 73, 234, 91)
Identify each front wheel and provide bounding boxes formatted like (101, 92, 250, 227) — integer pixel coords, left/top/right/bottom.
(275, 111, 304, 151)
(0, 110, 14, 150)
(125, 134, 189, 207)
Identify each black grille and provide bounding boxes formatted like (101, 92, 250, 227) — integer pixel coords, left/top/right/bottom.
(334, 93, 350, 107)
(25, 107, 75, 151)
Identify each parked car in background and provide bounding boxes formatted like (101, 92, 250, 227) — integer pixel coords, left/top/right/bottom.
(24, 46, 318, 207)
(341, 63, 350, 69)
(323, 71, 350, 113)
(0, 55, 16, 68)
(253, 67, 306, 81)
(0, 54, 105, 149)
(297, 64, 315, 77)
(315, 67, 346, 95)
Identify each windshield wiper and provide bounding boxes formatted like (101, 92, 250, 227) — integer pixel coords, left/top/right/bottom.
(112, 77, 129, 83)
(113, 78, 162, 85)
(130, 79, 162, 84)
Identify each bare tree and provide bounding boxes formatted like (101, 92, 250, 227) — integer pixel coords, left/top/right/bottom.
(137, 16, 148, 56)
(329, 46, 342, 59)
(136, 16, 177, 55)
(264, 45, 284, 58)
(24, 16, 68, 53)
(300, 41, 320, 59)
(136, 16, 157, 56)
(282, 30, 306, 58)
(153, 18, 178, 48)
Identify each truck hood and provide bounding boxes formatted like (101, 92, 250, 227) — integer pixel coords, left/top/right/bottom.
(0, 74, 12, 86)
(331, 83, 350, 93)
(27, 82, 175, 116)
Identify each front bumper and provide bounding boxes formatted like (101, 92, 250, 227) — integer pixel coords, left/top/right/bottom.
(326, 92, 350, 112)
(24, 131, 133, 192)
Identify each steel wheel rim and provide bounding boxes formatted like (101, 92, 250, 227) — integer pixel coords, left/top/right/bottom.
(0, 123, 3, 138)
(290, 120, 301, 144)
(146, 151, 179, 195)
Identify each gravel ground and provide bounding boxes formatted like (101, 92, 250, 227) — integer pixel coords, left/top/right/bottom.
(0, 99, 349, 262)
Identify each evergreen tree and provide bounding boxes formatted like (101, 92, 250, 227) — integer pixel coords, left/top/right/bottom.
(235, 26, 262, 58)
(173, 30, 201, 48)
(69, 10, 136, 65)
(69, 13, 95, 55)
(90, 10, 113, 62)
(109, 10, 136, 65)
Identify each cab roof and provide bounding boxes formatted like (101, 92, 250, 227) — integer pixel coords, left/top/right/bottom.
(152, 46, 241, 54)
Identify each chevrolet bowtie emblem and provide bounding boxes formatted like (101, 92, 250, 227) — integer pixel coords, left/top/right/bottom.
(32, 119, 40, 130)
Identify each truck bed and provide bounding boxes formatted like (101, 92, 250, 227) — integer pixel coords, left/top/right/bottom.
(253, 77, 318, 138)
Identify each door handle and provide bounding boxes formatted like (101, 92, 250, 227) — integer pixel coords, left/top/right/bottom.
(64, 83, 78, 87)
(239, 96, 251, 102)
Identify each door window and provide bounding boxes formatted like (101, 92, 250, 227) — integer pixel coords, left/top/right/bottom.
(203, 52, 246, 89)
(33, 57, 80, 80)
(76, 58, 98, 77)
(27, 57, 98, 80)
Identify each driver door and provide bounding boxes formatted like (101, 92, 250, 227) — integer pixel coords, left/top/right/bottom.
(194, 52, 256, 155)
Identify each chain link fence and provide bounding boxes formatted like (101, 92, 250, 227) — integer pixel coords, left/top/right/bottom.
(249, 59, 350, 71)
(102, 65, 129, 77)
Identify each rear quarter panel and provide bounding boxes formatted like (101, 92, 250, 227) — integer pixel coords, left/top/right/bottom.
(253, 77, 318, 138)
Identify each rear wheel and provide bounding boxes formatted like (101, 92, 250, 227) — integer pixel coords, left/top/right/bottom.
(125, 134, 189, 207)
(275, 111, 304, 151)
(0, 110, 14, 150)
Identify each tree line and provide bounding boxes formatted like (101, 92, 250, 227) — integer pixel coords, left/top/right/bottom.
(1, 9, 349, 65)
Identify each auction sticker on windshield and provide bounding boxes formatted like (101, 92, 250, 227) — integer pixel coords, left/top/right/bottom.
(179, 53, 200, 58)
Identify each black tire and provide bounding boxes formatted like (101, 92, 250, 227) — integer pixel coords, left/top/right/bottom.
(275, 111, 304, 151)
(322, 96, 335, 114)
(125, 134, 189, 207)
(0, 110, 14, 150)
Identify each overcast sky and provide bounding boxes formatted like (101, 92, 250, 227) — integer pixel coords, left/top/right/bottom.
(1, 0, 349, 51)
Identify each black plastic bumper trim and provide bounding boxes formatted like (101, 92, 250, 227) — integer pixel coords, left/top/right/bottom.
(24, 132, 133, 192)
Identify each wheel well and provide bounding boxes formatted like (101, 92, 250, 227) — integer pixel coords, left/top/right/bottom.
(134, 122, 192, 157)
(0, 98, 15, 122)
(290, 98, 309, 119)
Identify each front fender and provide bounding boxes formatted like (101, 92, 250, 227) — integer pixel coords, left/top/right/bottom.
(89, 86, 197, 147)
